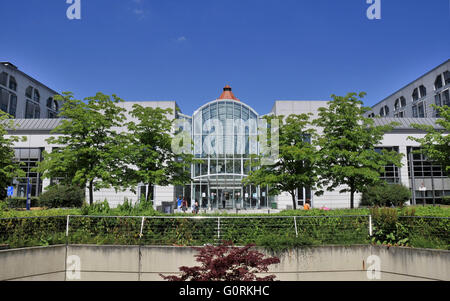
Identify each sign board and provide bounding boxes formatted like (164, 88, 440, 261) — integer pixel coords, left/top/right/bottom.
(7, 186, 13, 197)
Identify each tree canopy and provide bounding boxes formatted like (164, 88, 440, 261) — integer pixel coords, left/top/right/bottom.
(313, 92, 403, 208)
(408, 105, 450, 176)
(0, 111, 26, 199)
(243, 114, 318, 210)
(124, 105, 193, 202)
(38, 92, 128, 205)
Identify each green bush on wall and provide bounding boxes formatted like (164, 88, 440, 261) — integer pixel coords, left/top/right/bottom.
(360, 183, 411, 207)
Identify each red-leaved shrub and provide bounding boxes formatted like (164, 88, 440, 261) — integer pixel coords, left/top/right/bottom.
(160, 241, 280, 281)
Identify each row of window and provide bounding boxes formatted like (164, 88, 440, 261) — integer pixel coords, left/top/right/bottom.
(1, 71, 59, 118)
(368, 70, 449, 118)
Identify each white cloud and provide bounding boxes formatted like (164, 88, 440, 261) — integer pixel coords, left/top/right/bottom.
(176, 36, 187, 42)
(131, 0, 146, 19)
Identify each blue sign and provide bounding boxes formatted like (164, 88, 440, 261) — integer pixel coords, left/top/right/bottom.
(7, 186, 13, 197)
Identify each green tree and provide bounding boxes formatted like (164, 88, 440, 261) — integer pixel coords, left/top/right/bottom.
(408, 105, 450, 176)
(38, 92, 128, 205)
(313, 92, 403, 209)
(243, 114, 318, 210)
(0, 111, 26, 199)
(124, 105, 193, 203)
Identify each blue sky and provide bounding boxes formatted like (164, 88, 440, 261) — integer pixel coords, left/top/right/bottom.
(1, 0, 449, 115)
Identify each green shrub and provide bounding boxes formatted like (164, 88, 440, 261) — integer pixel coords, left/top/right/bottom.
(5, 197, 40, 208)
(361, 184, 411, 207)
(81, 200, 111, 215)
(370, 207, 410, 246)
(0, 200, 8, 211)
(39, 185, 85, 208)
(442, 196, 450, 206)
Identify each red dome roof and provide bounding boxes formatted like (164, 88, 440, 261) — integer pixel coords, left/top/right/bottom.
(219, 85, 239, 101)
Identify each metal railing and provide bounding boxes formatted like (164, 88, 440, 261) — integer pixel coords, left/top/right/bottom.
(0, 215, 448, 250)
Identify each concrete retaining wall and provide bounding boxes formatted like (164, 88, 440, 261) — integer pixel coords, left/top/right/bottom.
(0, 244, 448, 281)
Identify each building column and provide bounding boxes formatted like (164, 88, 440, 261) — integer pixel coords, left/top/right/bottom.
(399, 146, 409, 188)
(41, 146, 53, 193)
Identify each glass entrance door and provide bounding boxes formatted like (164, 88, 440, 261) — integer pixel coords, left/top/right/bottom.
(218, 189, 233, 209)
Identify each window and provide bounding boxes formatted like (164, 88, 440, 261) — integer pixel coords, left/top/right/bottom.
(46, 97, 59, 118)
(9, 94, 17, 117)
(400, 96, 406, 107)
(394, 99, 400, 111)
(46, 97, 59, 111)
(394, 96, 406, 110)
(8, 76, 17, 91)
(46, 97, 53, 108)
(375, 147, 400, 184)
(25, 86, 33, 98)
(25, 101, 34, 118)
(435, 74, 443, 90)
(379, 105, 389, 117)
(434, 90, 450, 116)
(33, 89, 40, 103)
(408, 147, 445, 178)
(394, 111, 404, 118)
(25, 100, 40, 119)
(412, 105, 418, 118)
(412, 88, 419, 101)
(435, 93, 442, 107)
(417, 102, 425, 118)
(443, 90, 450, 106)
(13, 148, 44, 197)
(444, 71, 450, 86)
(0, 72, 7, 86)
(419, 85, 426, 98)
(0, 87, 8, 113)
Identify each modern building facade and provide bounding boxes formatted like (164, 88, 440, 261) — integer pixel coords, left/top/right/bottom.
(3, 62, 450, 209)
(0, 62, 62, 119)
(366, 59, 450, 119)
(364, 59, 450, 206)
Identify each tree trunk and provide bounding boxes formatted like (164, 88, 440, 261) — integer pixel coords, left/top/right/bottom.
(89, 180, 94, 206)
(350, 187, 355, 209)
(291, 191, 297, 210)
(349, 178, 355, 209)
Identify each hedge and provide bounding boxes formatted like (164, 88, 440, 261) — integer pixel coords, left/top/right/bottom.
(0, 209, 448, 251)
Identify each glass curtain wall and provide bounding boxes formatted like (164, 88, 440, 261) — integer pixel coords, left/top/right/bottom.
(14, 148, 43, 197)
(190, 100, 265, 209)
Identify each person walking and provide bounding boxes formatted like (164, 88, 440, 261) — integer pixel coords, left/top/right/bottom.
(182, 197, 188, 213)
(194, 200, 200, 214)
(304, 199, 311, 210)
(177, 196, 183, 213)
